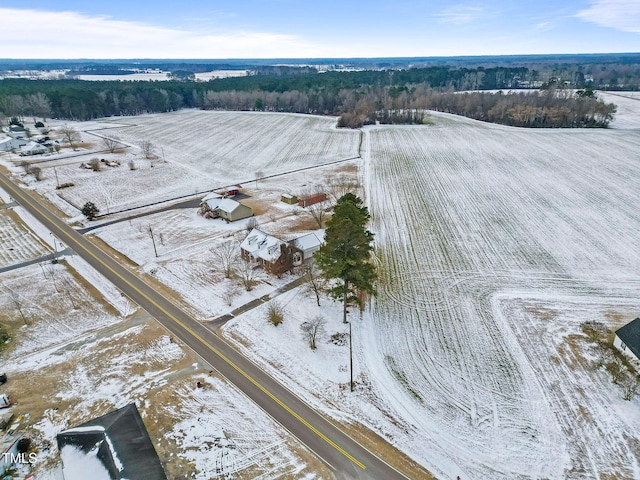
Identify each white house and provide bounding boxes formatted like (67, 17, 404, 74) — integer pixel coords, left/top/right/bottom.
(0, 137, 28, 152)
(614, 317, 640, 370)
(19, 141, 48, 156)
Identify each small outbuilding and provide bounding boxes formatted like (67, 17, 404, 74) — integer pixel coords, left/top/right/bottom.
(280, 193, 298, 205)
(614, 317, 640, 369)
(298, 193, 327, 208)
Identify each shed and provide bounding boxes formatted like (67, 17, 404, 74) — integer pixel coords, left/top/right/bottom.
(280, 193, 298, 205)
(614, 317, 640, 369)
(56, 403, 166, 480)
(298, 193, 327, 208)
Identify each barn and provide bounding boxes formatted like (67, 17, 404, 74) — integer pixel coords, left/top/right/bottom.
(614, 317, 640, 370)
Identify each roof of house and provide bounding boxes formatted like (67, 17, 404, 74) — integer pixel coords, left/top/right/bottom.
(21, 141, 48, 153)
(290, 231, 324, 253)
(616, 317, 640, 359)
(56, 403, 166, 480)
(241, 228, 284, 262)
(201, 192, 223, 203)
(281, 193, 296, 199)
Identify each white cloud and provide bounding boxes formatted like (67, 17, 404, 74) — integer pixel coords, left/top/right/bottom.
(435, 4, 491, 25)
(575, 0, 640, 33)
(0, 8, 319, 58)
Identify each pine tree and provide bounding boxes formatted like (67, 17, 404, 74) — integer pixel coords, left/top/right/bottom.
(315, 193, 376, 323)
(81, 201, 100, 220)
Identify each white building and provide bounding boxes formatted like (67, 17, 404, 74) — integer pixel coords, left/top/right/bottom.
(613, 317, 640, 370)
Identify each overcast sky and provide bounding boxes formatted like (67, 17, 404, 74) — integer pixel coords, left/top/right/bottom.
(1, 0, 639, 59)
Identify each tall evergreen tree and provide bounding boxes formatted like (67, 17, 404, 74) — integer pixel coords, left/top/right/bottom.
(315, 193, 377, 324)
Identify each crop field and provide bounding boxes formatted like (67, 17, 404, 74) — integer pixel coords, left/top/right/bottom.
(0, 209, 51, 268)
(25, 111, 359, 216)
(362, 115, 640, 479)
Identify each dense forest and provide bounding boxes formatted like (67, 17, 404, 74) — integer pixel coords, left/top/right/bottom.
(0, 62, 626, 128)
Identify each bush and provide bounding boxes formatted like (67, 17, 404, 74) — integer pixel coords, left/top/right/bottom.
(88, 158, 101, 171)
(267, 301, 284, 326)
(29, 166, 42, 181)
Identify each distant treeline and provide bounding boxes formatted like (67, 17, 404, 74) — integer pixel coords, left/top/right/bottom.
(0, 64, 622, 128)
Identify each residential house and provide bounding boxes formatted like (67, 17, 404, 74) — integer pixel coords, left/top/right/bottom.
(240, 229, 324, 275)
(614, 317, 640, 370)
(240, 228, 301, 276)
(200, 194, 253, 222)
(19, 141, 48, 156)
(56, 403, 166, 480)
(0, 137, 28, 152)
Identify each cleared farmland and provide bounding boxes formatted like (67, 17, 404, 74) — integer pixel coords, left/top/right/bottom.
(363, 115, 640, 479)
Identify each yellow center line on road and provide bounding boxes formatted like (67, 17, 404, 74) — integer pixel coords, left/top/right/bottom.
(3, 176, 367, 471)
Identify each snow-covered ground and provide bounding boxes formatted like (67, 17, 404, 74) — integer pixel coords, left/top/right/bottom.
(361, 113, 640, 478)
(3, 103, 640, 479)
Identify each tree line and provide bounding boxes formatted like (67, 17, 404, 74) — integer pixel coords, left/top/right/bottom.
(0, 64, 619, 128)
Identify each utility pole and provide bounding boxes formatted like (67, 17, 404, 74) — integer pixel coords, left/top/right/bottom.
(147, 225, 158, 257)
(53, 167, 60, 188)
(349, 320, 354, 392)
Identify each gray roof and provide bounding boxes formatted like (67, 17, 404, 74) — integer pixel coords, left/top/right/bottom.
(57, 403, 166, 480)
(615, 317, 640, 359)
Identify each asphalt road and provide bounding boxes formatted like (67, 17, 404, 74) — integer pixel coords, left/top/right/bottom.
(0, 172, 413, 480)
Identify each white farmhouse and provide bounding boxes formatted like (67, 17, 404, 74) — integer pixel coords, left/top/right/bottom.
(0, 137, 28, 152)
(613, 317, 640, 369)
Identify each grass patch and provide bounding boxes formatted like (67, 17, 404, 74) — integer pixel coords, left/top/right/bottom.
(385, 355, 423, 403)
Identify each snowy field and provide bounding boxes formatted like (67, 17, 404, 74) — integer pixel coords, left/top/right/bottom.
(598, 91, 640, 129)
(4, 101, 640, 479)
(16, 111, 359, 216)
(361, 114, 640, 479)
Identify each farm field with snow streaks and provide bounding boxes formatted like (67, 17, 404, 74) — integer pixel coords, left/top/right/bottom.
(101, 110, 360, 180)
(363, 117, 640, 479)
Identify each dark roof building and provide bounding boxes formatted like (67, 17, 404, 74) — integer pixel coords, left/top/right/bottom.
(614, 317, 640, 367)
(56, 403, 166, 480)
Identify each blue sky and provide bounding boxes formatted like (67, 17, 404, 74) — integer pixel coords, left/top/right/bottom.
(1, 0, 639, 58)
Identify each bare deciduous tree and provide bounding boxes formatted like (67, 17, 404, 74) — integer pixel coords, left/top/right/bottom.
(88, 158, 101, 171)
(102, 135, 121, 153)
(140, 140, 156, 159)
(60, 277, 78, 310)
(59, 124, 81, 150)
(606, 357, 625, 384)
(326, 174, 361, 203)
(300, 315, 326, 350)
(29, 166, 42, 181)
(237, 259, 259, 291)
(211, 239, 239, 279)
(305, 202, 328, 228)
(622, 376, 640, 401)
(5, 288, 28, 325)
(303, 263, 326, 306)
(222, 281, 239, 307)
